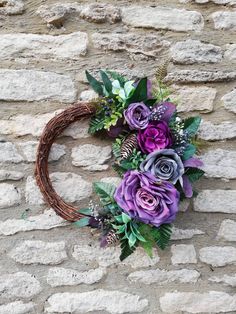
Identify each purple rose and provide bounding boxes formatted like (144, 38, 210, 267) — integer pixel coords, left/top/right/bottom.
(140, 149, 184, 184)
(114, 170, 179, 227)
(137, 121, 173, 154)
(124, 102, 151, 130)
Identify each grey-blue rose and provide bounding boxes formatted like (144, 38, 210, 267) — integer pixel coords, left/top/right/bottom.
(140, 149, 184, 184)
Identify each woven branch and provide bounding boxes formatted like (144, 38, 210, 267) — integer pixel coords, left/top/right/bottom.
(35, 102, 96, 222)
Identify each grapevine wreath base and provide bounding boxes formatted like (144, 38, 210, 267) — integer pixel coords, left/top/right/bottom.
(35, 69, 204, 261)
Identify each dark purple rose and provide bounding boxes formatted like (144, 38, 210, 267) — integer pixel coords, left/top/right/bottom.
(114, 170, 179, 227)
(124, 102, 151, 130)
(106, 118, 129, 138)
(151, 102, 176, 122)
(140, 149, 184, 184)
(137, 121, 173, 154)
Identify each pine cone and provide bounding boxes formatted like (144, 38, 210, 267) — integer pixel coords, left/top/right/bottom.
(120, 134, 138, 160)
(106, 230, 119, 246)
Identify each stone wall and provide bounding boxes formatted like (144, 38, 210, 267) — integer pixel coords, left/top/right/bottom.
(0, 0, 236, 313)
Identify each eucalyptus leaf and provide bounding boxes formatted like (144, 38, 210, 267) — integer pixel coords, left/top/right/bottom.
(184, 116, 201, 137)
(77, 208, 92, 215)
(182, 144, 196, 161)
(74, 217, 90, 228)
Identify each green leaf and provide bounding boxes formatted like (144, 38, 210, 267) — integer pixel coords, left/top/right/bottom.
(89, 116, 106, 134)
(152, 224, 172, 250)
(127, 77, 147, 104)
(94, 182, 116, 205)
(114, 215, 123, 224)
(182, 144, 196, 160)
(122, 212, 131, 224)
(186, 168, 205, 183)
(77, 208, 92, 215)
(100, 70, 112, 94)
(74, 217, 90, 228)
(184, 116, 201, 137)
(130, 223, 146, 242)
(128, 232, 137, 247)
(106, 70, 127, 87)
(119, 239, 137, 261)
(140, 240, 153, 258)
(144, 98, 157, 107)
(85, 70, 104, 95)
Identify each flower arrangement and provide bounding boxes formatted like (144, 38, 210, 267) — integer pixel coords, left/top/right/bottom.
(72, 68, 204, 261)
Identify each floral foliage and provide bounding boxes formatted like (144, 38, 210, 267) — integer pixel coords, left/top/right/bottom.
(75, 69, 204, 261)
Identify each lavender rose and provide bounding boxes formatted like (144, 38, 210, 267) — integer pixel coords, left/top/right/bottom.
(114, 170, 179, 227)
(140, 149, 184, 184)
(124, 102, 151, 130)
(137, 121, 173, 154)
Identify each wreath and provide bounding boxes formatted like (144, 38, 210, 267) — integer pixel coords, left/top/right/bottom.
(35, 66, 204, 261)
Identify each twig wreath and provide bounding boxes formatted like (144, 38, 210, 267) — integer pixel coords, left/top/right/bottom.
(35, 65, 204, 261)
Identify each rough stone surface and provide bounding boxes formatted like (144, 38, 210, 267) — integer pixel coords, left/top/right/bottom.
(0, 70, 76, 102)
(0, 209, 68, 235)
(122, 6, 204, 32)
(199, 246, 236, 266)
(166, 69, 236, 83)
(0, 110, 91, 139)
(92, 33, 170, 58)
(222, 89, 236, 113)
(171, 227, 204, 240)
(171, 85, 216, 112)
(200, 149, 236, 179)
(171, 40, 222, 64)
(0, 183, 21, 208)
(25, 173, 92, 205)
(171, 244, 197, 265)
(72, 244, 160, 268)
(18, 141, 65, 162)
(47, 267, 106, 287)
(180, 0, 236, 4)
(9, 240, 67, 265)
(160, 291, 236, 313)
(79, 89, 98, 101)
(225, 43, 236, 60)
(0, 272, 42, 298)
(0, 32, 88, 60)
(217, 219, 236, 241)
(80, 4, 121, 24)
(0, 301, 35, 314)
(1, 0, 236, 312)
(194, 190, 236, 213)
(45, 290, 148, 313)
(100, 176, 122, 187)
(0, 142, 23, 163)
(209, 274, 236, 287)
(211, 11, 236, 30)
(71, 144, 112, 171)
(199, 120, 236, 140)
(36, 3, 81, 27)
(128, 269, 200, 284)
(0, 0, 24, 15)
(0, 170, 24, 181)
